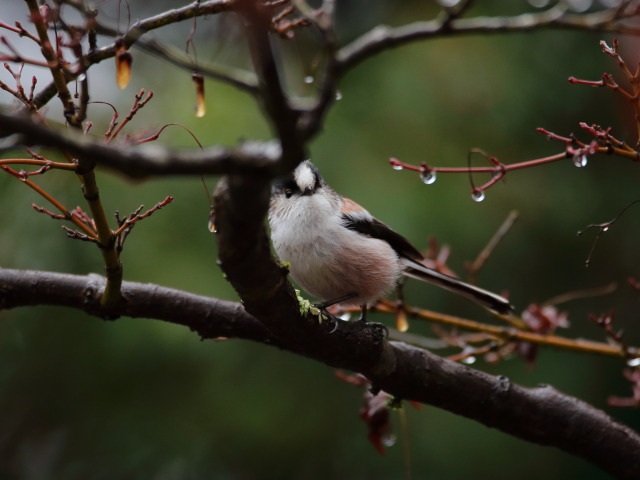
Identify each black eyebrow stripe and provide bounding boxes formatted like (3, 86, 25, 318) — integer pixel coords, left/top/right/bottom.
(273, 177, 299, 193)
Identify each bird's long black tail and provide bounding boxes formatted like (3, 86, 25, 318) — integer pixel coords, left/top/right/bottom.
(401, 259, 513, 315)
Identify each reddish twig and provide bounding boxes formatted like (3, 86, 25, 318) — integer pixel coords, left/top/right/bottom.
(88, 100, 120, 140)
(390, 125, 639, 199)
(113, 196, 174, 251)
(569, 38, 640, 147)
(33, 204, 98, 243)
(0, 21, 41, 44)
(608, 369, 640, 407)
(0, 37, 50, 67)
(390, 150, 568, 200)
(107, 89, 153, 142)
(589, 312, 639, 364)
(628, 277, 640, 292)
(61, 225, 100, 244)
(0, 62, 40, 110)
(1, 164, 97, 238)
(70, 206, 97, 231)
(32, 204, 66, 220)
(134, 123, 204, 147)
(270, 3, 313, 39)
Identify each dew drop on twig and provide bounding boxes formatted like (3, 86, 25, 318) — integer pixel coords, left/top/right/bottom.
(382, 434, 397, 447)
(471, 190, 485, 202)
(627, 357, 640, 367)
(419, 170, 437, 185)
(462, 355, 477, 365)
(573, 153, 588, 168)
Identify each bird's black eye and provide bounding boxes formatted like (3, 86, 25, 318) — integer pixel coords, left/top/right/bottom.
(275, 178, 298, 199)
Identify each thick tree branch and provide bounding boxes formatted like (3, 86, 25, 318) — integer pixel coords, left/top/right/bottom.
(236, 0, 306, 168)
(371, 342, 640, 480)
(1, 267, 639, 479)
(336, 5, 640, 76)
(210, 0, 324, 360)
(0, 111, 280, 179)
(0, 268, 273, 343)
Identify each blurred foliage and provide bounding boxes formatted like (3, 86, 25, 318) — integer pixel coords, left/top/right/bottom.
(1, 1, 640, 479)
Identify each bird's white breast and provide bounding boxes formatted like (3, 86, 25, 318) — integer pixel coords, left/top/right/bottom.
(269, 193, 400, 305)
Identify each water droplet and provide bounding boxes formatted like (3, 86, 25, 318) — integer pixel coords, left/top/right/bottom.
(392, 164, 404, 171)
(462, 355, 477, 365)
(77, 73, 87, 82)
(304, 75, 314, 84)
(382, 434, 397, 447)
(573, 153, 588, 168)
(471, 190, 485, 202)
(338, 312, 352, 321)
(602, 226, 609, 232)
(627, 357, 640, 367)
(419, 170, 437, 185)
(335, 91, 342, 100)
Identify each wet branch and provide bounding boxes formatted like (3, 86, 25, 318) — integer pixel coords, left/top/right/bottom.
(0, 267, 638, 479)
(0, 111, 280, 179)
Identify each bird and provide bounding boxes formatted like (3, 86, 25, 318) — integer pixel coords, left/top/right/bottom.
(268, 161, 513, 320)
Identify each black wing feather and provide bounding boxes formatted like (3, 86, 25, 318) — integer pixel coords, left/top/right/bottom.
(341, 214, 424, 262)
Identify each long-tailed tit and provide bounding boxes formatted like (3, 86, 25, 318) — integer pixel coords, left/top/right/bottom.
(268, 161, 513, 319)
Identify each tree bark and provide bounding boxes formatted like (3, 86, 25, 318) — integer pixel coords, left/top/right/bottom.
(1, 268, 639, 479)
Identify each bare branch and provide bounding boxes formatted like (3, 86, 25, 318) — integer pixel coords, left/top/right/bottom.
(466, 210, 519, 284)
(0, 111, 281, 179)
(336, 6, 640, 77)
(236, 0, 306, 167)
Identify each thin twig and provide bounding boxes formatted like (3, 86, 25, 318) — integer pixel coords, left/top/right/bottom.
(578, 199, 640, 266)
(1, 165, 97, 238)
(544, 283, 618, 307)
(466, 210, 519, 284)
(371, 299, 629, 359)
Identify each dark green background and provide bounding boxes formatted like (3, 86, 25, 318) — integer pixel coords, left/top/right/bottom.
(1, 1, 639, 479)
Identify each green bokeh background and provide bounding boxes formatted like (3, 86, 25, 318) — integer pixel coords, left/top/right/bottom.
(1, 1, 640, 479)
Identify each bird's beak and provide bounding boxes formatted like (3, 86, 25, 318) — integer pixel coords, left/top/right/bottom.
(301, 186, 314, 196)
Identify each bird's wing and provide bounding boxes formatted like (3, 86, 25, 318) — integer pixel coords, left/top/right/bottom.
(340, 202, 424, 263)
